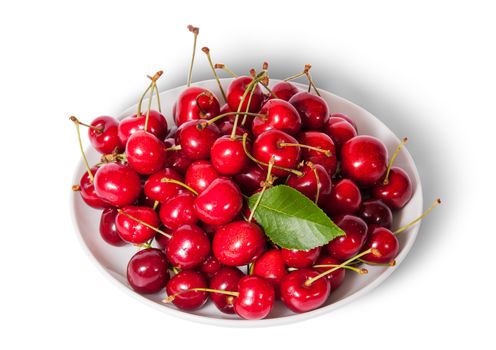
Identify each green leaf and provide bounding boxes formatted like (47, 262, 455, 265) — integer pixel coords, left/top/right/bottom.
(247, 185, 345, 250)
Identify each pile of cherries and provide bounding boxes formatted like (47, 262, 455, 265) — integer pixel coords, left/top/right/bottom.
(72, 26, 439, 320)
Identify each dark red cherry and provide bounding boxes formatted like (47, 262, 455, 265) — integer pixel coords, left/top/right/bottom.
(252, 99, 302, 138)
(270, 81, 299, 101)
(163, 138, 192, 175)
(174, 87, 220, 126)
(372, 167, 413, 209)
(165, 224, 210, 270)
(176, 120, 220, 161)
(94, 163, 141, 207)
(118, 110, 168, 145)
(99, 208, 126, 246)
(125, 131, 166, 175)
(144, 168, 184, 203)
(314, 255, 346, 291)
(77, 167, 108, 209)
(159, 192, 197, 230)
(341, 135, 388, 187)
(194, 178, 243, 226)
(213, 221, 266, 266)
(280, 268, 330, 313)
(217, 120, 250, 137)
(233, 163, 266, 196)
(323, 116, 358, 151)
(325, 214, 368, 261)
(324, 179, 362, 216)
(210, 136, 249, 175)
(226, 76, 264, 113)
(330, 113, 357, 131)
(88, 116, 123, 154)
(154, 230, 172, 251)
(209, 267, 244, 314)
(252, 249, 287, 291)
(281, 247, 321, 268)
(200, 255, 223, 279)
(115, 206, 160, 244)
(358, 199, 393, 228)
(361, 227, 399, 264)
(127, 248, 169, 294)
(297, 131, 337, 176)
(166, 270, 208, 310)
(184, 160, 219, 194)
(233, 276, 275, 320)
(287, 163, 332, 206)
(289, 92, 329, 130)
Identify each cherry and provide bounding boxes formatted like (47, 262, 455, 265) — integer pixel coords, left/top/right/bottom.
(226, 76, 264, 113)
(166, 224, 210, 270)
(155, 230, 172, 251)
(219, 103, 232, 116)
(194, 178, 243, 226)
(325, 215, 368, 261)
(360, 227, 399, 264)
(341, 135, 388, 187)
(314, 255, 345, 291)
(269, 81, 299, 101)
(233, 276, 275, 320)
(115, 206, 160, 244)
(330, 113, 357, 131)
(252, 129, 301, 176)
(281, 247, 321, 268)
(87, 116, 123, 154)
(289, 92, 329, 130)
(217, 120, 249, 137)
(213, 221, 266, 266)
(144, 168, 184, 203)
(75, 167, 108, 209)
(233, 163, 266, 196)
(94, 163, 141, 207)
(99, 208, 126, 246)
(279, 268, 330, 313)
(163, 138, 192, 175)
(287, 163, 332, 205)
(159, 192, 197, 230)
(210, 136, 249, 175)
(209, 267, 244, 314)
(200, 255, 223, 279)
(324, 179, 362, 216)
(358, 199, 393, 228)
(297, 131, 337, 176)
(127, 248, 169, 294)
(118, 110, 168, 145)
(165, 270, 208, 310)
(251, 99, 301, 138)
(184, 160, 219, 194)
(176, 120, 220, 160)
(323, 116, 357, 151)
(125, 131, 166, 175)
(372, 167, 413, 209)
(174, 87, 220, 126)
(252, 249, 287, 291)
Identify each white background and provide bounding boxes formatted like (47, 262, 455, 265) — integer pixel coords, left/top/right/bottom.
(0, 0, 494, 348)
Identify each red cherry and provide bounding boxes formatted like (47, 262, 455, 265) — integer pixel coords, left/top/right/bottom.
(194, 178, 243, 226)
(372, 167, 413, 209)
(233, 163, 266, 196)
(233, 276, 275, 320)
(325, 215, 368, 261)
(217, 120, 250, 137)
(209, 267, 244, 314)
(314, 255, 346, 291)
(165, 224, 210, 270)
(219, 103, 232, 116)
(163, 138, 192, 175)
(176, 120, 220, 160)
(286, 163, 332, 205)
(200, 255, 223, 279)
(324, 179, 362, 216)
(252, 99, 302, 138)
(210, 136, 249, 175)
(358, 199, 393, 228)
(361, 227, 399, 264)
(330, 113, 357, 130)
(166, 270, 208, 310)
(281, 247, 321, 268)
(77, 167, 108, 209)
(125, 131, 166, 175)
(213, 221, 266, 266)
(280, 268, 330, 313)
(323, 116, 358, 151)
(155, 230, 172, 251)
(184, 160, 219, 194)
(252, 249, 287, 291)
(88, 116, 123, 154)
(144, 168, 184, 203)
(115, 206, 160, 244)
(297, 131, 337, 176)
(127, 248, 169, 294)
(118, 110, 168, 145)
(270, 81, 299, 101)
(226, 76, 264, 113)
(94, 163, 141, 207)
(289, 92, 329, 130)
(341, 135, 388, 187)
(99, 208, 126, 246)
(174, 87, 220, 126)
(159, 192, 197, 230)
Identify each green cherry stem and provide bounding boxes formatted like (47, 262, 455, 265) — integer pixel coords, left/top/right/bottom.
(160, 178, 198, 196)
(305, 69, 321, 96)
(279, 142, 332, 157)
(312, 264, 368, 274)
(144, 80, 156, 132)
(137, 71, 163, 118)
(204, 111, 266, 126)
(186, 25, 199, 87)
(117, 209, 171, 239)
(307, 162, 321, 204)
(394, 198, 441, 235)
(383, 137, 408, 185)
(284, 64, 312, 82)
(248, 156, 275, 222)
(163, 287, 239, 303)
(202, 47, 227, 102)
(69, 116, 94, 182)
(214, 63, 238, 77)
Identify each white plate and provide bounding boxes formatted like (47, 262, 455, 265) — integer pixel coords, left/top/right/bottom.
(71, 78, 423, 327)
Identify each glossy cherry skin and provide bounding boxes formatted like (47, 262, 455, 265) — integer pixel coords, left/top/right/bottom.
(314, 255, 346, 291)
(99, 208, 126, 246)
(155, 230, 172, 251)
(213, 221, 266, 266)
(270, 81, 299, 101)
(217, 120, 250, 137)
(361, 226, 399, 264)
(323, 116, 358, 151)
(325, 215, 368, 261)
(125, 131, 166, 175)
(184, 160, 219, 194)
(127, 248, 169, 294)
(209, 267, 244, 314)
(194, 178, 243, 226)
(281, 247, 322, 268)
(176, 120, 220, 161)
(174, 86, 220, 126)
(252, 99, 301, 138)
(297, 131, 337, 176)
(324, 179, 362, 216)
(144, 168, 184, 203)
(289, 92, 329, 130)
(287, 163, 332, 206)
(252, 249, 287, 291)
(372, 167, 413, 209)
(88, 116, 123, 154)
(226, 76, 264, 114)
(78, 167, 108, 209)
(200, 255, 223, 279)
(94, 163, 141, 207)
(118, 110, 168, 145)
(163, 138, 192, 175)
(166, 270, 208, 310)
(341, 135, 388, 187)
(279, 268, 330, 313)
(233, 276, 275, 320)
(252, 129, 301, 176)
(159, 192, 197, 230)
(115, 206, 160, 244)
(358, 199, 393, 228)
(210, 136, 249, 175)
(233, 163, 266, 196)
(331, 113, 357, 131)
(166, 224, 210, 270)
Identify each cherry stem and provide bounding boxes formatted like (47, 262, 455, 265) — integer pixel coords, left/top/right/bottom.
(307, 162, 321, 204)
(305, 70, 321, 96)
(279, 142, 332, 157)
(144, 80, 156, 132)
(70, 116, 94, 182)
(137, 71, 163, 118)
(284, 64, 312, 82)
(241, 133, 303, 177)
(202, 47, 227, 102)
(304, 248, 380, 286)
(248, 156, 275, 222)
(205, 111, 266, 126)
(165, 145, 182, 151)
(153, 83, 162, 113)
(215, 63, 238, 77)
(153, 200, 159, 210)
(117, 209, 171, 239)
(394, 198, 441, 235)
(241, 87, 257, 126)
(72, 119, 103, 133)
(187, 25, 199, 87)
(160, 178, 198, 196)
(312, 264, 368, 274)
(357, 258, 396, 267)
(163, 287, 239, 303)
(72, 185, 81, 191)
(383, 137, 408, 185)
